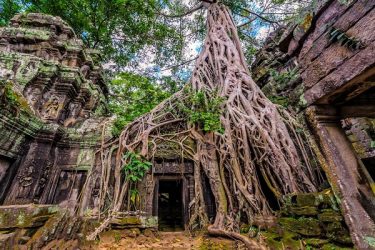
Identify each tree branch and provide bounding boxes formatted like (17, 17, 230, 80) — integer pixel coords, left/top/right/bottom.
(159, 56, 198, 72)
(240, 8, 281, 25)
(157, 4, 203, 19)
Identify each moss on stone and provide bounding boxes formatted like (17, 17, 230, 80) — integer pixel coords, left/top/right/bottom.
(278, 217, 322, 237)
(305, 238, 330, 247)
(1, 27, 51, 41)
(261, 230, 302, 250)
(321, 243, 353, 250)
(198, 237, 236, 250)
(281, 206, 319, 217)
(114, 217, 141, 226)
(318, 210, 343, 222)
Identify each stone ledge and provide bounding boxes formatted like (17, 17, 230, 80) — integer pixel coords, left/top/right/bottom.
(0, 204, 59, 229)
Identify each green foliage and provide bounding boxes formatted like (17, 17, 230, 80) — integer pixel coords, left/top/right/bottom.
(109, 72, 176, 136)
(179, 88, 225, 133)
(271, 0, 287, 3)
(266, 68, 299, 107)
(4, 83, 18, 106)
(305, 245, 313, 250)
(122, 151, 151, 182)
(268, 95, 289, 107)
(113, 231, 121, 243)
(130, 189, 139, 203)
(328, 27, 363, 50)
(270, 68, 299, 88)
(111, 117, 128, 138)
(1, 0, 311, 75)
(0, 0, 23, 26)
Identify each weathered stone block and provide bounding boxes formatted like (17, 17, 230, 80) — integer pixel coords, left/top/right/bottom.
(278, 217, 322, 236)
(111, 216, 157, 229)
(0, 205, 58, 229)
(305, 238, 330, 247)
(321, 243, 353, 250)
(318, 209, 343, 222)
(282, 206, 319, 216)
(325, 222, 352, 245)
(112, 216, 142, 226)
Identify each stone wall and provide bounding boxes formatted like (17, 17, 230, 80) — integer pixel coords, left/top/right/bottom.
(259, 190, 353, 249)
(251, 0, 375, 248)
(0, 13, 111, 211)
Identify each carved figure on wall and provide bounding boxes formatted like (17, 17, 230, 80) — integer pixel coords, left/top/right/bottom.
(88, 89, 99, 110)
(42, 95, 60, 119)
(92, 181, 100, 198)
(91, 177, 101, 214)
(64, 101, 83, 126)
(26, 87, 42, 108)
(33, 160, 52, 202)
(16, 160, 35, 198)
(80, 65, 90, 78)
(69, 102, 81, 118)
(37, 42, 50, 59)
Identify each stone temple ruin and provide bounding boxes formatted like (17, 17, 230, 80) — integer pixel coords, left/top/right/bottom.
(0, 1, 374, 249)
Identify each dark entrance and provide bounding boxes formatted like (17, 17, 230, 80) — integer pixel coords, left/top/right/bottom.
(158, 180, 183, 231)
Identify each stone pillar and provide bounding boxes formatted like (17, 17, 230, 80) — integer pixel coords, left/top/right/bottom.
(145, 174, 156, 216)
(306, 105, 375, 249)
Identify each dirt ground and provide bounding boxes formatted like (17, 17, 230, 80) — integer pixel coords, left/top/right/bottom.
(87, 230, 243, 250)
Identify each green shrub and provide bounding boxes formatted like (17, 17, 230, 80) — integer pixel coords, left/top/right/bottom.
(179, 88, 225, 133)
(122, 151, 152, 182)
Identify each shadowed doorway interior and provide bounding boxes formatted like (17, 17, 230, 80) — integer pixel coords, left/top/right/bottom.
(158, 179, 183, 231)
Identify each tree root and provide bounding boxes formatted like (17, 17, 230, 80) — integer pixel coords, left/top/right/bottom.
(86, 2, 323, 247)
(207, 225, 266, 250)
(86, 217, 112, 241)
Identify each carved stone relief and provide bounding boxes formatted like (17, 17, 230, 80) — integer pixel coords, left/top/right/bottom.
(16, 160, 36, 199)
(42, 95, 61, 120)
(33, 160, 53, 201)
(25, 86, 42, 108)
(0, 157, 11, 184)
(69, 102, 81, 118)
(52, 170, 87, 209)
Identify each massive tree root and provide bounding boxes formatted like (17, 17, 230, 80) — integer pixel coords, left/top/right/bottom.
(88, 3, 320, 248)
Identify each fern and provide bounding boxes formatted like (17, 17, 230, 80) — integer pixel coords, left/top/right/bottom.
(328, 27, 363, 50)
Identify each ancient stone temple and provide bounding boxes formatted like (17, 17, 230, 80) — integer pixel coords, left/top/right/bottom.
(0, 1, 374, 249)
(0, 13, 113, 248)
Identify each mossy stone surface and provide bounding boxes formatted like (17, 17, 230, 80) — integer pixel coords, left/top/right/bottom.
(279, 217, 322, 236)
(305, 238, 330, 247)
(318, 209, 343, 222)
(282, 206, 319, 216)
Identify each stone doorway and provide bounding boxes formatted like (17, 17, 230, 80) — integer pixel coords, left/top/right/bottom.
(157, 179, 184, 232)
(147, 160, 194, 231)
